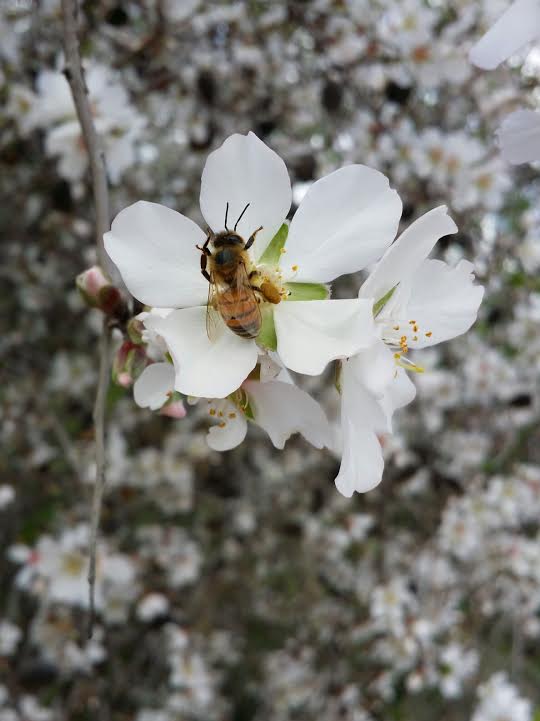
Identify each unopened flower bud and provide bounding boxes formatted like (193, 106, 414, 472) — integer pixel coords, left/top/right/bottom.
(112, 341, 148, 388)
(159, 399, 187, 419)
(127, 317, 145, 345)
(76, 266, 125, 316)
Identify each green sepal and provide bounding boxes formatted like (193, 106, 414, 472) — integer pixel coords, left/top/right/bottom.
(373, 285, 397, 317)
(258, 223, 288, 266)
(284, 282, 330, 301)
(257, 305, 277, 351)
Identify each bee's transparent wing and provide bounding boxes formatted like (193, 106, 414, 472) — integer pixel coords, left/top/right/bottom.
(206, 275, 222, 343)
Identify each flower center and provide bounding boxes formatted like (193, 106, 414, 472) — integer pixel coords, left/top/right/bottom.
(61, 551, 85, 577)
(249, 262, 287, 305)
(382, 318, 433, 374)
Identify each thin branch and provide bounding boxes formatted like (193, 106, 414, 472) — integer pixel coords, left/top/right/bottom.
(61, 0, 110, 273)
(61, 0, 112, 638)
(87, 318, 112, 637)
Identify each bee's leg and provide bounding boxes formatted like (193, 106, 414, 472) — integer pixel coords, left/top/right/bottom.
(196, 229, 213, 255)
(244, 226, 263, 251)
(199, 251, 212, 282)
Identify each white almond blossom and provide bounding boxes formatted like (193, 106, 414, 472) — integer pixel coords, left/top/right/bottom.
(469, 0, 540, 70)
(19, 64, 146, 183)
(105, 131, 402, 399)
(335, 206, 484, 496)
(470, 672, 532, 721)
(470, 0, 540, 165)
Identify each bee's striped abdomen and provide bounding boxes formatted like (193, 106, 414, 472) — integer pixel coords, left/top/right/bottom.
(217, 287, 261, 339)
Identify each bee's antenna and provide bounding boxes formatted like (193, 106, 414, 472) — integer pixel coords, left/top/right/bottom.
(234, 202, 250, 231)
(224, 202, 230, 230)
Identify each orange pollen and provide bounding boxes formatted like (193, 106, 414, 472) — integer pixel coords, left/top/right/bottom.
(218, 422, 226, 428)
(209, 409, 216, 416)
(393, 325, 400, 331)
(228, 412, 236, 419)
(425, 331, 432, 338)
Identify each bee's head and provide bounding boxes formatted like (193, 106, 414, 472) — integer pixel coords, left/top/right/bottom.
(212, 231, 245, 249)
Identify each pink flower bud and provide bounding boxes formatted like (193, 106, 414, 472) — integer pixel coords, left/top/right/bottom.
(159, 400, 187, 419)
(76, 266, 125, 316)
(113, 341, 148, 388)
(117, 372, 133, 388)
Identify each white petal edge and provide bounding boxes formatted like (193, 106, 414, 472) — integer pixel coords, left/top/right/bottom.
(104, 201, 208, 308)
(199, 132, 291, 260)
(152, 306, 258, 399)
(274, 299, 375, 376)
(283, 165, 402, 283)
(335, 420, 384, 497)
(360, 205, 458, 304)
(379, 368, 417, 432)
(469, 0, 540, 70)
(133, 362, 175, 410)
(497, 109, 540, 164)
(244, 379, 331, 449)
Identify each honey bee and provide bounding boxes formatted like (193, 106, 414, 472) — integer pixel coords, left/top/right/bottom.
(198, 202, 271, 340)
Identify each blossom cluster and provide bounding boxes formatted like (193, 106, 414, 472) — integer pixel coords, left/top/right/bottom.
(104, 131, 483, 496)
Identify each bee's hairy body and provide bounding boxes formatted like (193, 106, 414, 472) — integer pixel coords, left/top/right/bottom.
(209, 232, 261, 339)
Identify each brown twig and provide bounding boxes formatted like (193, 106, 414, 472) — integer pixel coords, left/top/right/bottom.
(60, 0, 112, 638)
(61, 0, 110, 274)
(87, 317, 112, 637)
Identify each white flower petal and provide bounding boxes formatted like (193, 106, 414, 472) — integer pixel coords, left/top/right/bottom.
(274, 299, 375, 376)
(244, 380, 330, 449)
(497, 109, 540, 164)
(283, 165, 402, 282)
(360, 205, 457, 304)
(335, 356, 397, 497)
(335, 421, 384, 497)
(104, 201, 208, 308)
(258, 352, 284, 382)
(199, 132, 291, 260)
(133, 362, 175, 410)
(394, 259, 484, 349)
(469, 0, 540, 70)
(206, 400, 248, 451)
(347, 339, 396, 399)
(153, 307, 258, 398)
(380, 369, 416, 432)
